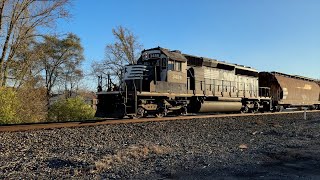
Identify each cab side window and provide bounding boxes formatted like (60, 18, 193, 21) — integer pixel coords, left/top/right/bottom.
(168, 60, 174, 70)
(168, 60, 182, 71)
(175, 61, 182, 71)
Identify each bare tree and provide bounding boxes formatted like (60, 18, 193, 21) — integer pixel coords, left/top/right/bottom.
(0, 0, 70, 87)
(92, 26, 143, 84)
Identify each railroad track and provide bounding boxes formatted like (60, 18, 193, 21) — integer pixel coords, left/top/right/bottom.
(1, 110, 319, 132)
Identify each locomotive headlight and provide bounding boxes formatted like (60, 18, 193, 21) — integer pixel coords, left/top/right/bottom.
(143, 52, 148, 60)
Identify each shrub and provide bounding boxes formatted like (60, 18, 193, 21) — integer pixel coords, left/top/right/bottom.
(16, 87, 47, 123)
(48, 97, 95, 121)
(0, 87, 47, 124)
(0, 88, 21, 124)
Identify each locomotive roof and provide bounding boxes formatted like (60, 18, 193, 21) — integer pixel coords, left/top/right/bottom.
(142, 47, 257, 72)
(183, 53, 258, 72)
(142, 47, 187, 62)
(161, 48, 187, 62)
(269, 71, 318, 82)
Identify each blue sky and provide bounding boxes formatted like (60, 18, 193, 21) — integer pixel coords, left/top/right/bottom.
(57, 0, 320, 82)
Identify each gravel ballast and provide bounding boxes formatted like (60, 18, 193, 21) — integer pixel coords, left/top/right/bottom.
(1, 112, 320, 179)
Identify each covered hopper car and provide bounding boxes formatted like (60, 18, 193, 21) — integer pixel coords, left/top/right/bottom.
(95, 47, 320, 118)
(259, 72, 320, 111)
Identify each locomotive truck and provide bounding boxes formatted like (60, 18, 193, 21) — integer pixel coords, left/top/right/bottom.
(95, 47, 320, 118)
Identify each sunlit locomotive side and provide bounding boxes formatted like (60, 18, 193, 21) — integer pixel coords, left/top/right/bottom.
(183, 53, 273, 113)
(95, 47, 273, 118)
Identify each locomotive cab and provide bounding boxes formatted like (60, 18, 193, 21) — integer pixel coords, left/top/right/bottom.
(124, 48, 188, 92)
(96, 47, 189, 118)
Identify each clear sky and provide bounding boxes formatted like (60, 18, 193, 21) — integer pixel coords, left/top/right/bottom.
(57, 0, 320, 82)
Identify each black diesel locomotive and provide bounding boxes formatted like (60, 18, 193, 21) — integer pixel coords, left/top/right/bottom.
(95, 47, 320, 118)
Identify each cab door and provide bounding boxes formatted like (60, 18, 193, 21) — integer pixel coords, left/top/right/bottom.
(159, 57, 167, 81)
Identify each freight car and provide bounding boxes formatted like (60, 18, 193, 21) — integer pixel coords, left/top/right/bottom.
(259, 72, 320, 111)
(95, 47, 320, 118)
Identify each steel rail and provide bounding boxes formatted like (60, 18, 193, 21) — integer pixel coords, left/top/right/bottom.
(1, 110, 319, 132)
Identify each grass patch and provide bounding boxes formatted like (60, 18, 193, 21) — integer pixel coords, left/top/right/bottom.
(93, 144, 172, 172)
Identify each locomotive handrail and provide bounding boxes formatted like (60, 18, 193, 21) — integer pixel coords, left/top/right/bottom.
(259, 87, 271, 97)
(133, 79, 137, 114)
(191, 78, 259, 97)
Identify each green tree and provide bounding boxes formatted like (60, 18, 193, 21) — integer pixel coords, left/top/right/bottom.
(36, 33, 84, 104)
(9, 38, 44, 89)
(48, 97, 95, 122)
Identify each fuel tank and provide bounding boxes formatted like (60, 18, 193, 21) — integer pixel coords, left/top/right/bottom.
(190, 101, 242, 113)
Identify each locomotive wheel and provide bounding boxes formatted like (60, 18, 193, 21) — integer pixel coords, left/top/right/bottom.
(251, 102, 259, 113)
(156, 108, 167, 118)
(180, 106, 188, 115)
(156, 113, 164, 118)
(136, 107, 145, 118)
(241, 105, 249, 113)
(278, 106, 284, 112)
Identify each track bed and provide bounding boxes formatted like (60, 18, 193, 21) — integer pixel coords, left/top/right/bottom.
(1, 112, 320, 179)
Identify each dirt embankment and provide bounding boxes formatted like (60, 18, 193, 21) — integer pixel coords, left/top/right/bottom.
(1, 112, 320, 179)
